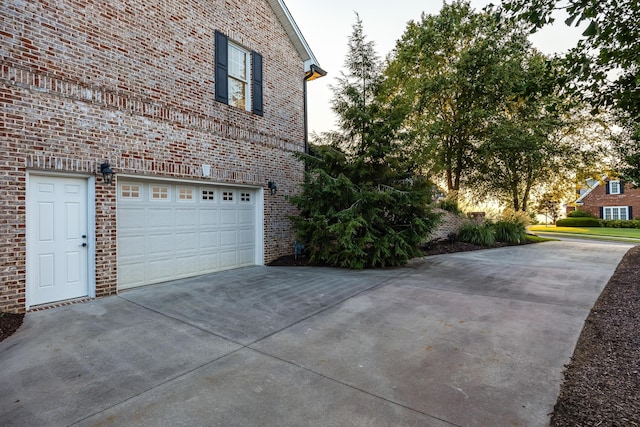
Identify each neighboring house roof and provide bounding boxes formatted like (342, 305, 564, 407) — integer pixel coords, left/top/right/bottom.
(268, 0, 324, 75)
(574, 177, 604, 205)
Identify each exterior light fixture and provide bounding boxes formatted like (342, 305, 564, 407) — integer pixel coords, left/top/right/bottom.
(100, 162, 114, 185)
(268, 181, 277, 195)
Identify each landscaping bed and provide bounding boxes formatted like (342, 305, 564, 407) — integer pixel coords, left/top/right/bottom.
(550, 245, 640, 426)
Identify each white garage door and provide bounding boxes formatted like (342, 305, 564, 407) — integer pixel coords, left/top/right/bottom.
(117, 180, 257, 289)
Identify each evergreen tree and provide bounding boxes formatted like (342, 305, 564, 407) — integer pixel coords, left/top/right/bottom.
(288, 15, 440, 268)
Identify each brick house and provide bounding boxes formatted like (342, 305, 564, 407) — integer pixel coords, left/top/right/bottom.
(0, 0, 325, 312)
(569, 178, 639, 220)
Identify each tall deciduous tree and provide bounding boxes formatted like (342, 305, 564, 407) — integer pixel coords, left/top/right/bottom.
(501, 0, 640, 184)
(384, 1, 528, 194)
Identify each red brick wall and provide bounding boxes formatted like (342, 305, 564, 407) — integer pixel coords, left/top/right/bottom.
(0, 0, 309, 312)
(578, 182, 640, 219)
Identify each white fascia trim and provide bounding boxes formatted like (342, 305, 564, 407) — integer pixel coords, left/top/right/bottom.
(267, 0, 321, 72)
(575, 173, 609, 204)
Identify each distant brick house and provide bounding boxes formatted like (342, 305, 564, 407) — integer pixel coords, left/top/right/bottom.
(568, 178, 639, 220)
(0, 0, 325, 312)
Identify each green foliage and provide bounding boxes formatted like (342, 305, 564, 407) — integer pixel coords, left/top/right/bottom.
(457, 222, 496, 246)
(501, 0, 640, 118)
(384, 1, 504, 193)
(289, 16, 441, 269)
(288, 168, 441, 268)
(556, 217, 602, 227)
(482, 210, 529, 244)
(525, 234, 558, 243)
(502, 0, 640, 186)
(600, 220, 640, 229)
(567, 209, 596, 218)
(436, 198, 462, 215)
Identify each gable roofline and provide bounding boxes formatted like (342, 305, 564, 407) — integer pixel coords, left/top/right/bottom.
(574, 173, 625, 204)
(267, 0, 323, 73)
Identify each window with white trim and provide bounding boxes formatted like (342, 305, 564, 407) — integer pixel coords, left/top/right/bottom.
(120, 184, 141, 199)
(151, 186, 169, 200)
(177, 187, 194, 201)
(603, 206, 629, 220)
(215, 31, 263, 115)
(228, 43, 251, 110)
(609, 180, 621, 194)
(201, 189, 215, 201)
(222, 191, 234, 202)
(240, 192, 251, 202)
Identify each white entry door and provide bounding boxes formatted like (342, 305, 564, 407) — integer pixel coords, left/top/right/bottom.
(27, 175, 89, 306)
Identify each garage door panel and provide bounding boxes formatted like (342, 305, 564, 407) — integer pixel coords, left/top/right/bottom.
(119, 235, 145, 257)
(117, 180, 257, 289)
(237, 248, 254, 265)
(237, 209, 254, 225)
(148, 209, 174, 228)
(176, 256, 199, 276)
(176, 209, 198, 227)
(238, 228, 254, 244)
(220, 230, 237, 247)
(119, 264, 145, 289)
(220, 250, 237, 268)
(199, 208, 219, 226)
(199, 231, 219, 250)
(199, 253, 218, 271)
(118, 207, 146, 231)
(147, 233, 175, 255)
(148, 258, 176, 282)
(176, 232, 199, 251)
(220, 209, 237, 225)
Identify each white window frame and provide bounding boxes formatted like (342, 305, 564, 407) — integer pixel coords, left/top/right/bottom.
(177, 187, 195, 202)
(603, 206, 629, 220)
(228, 42, 251, 111)
(240, 192, 252, 203)
(222, 190, 235, 202)
(609, 180, 621, 195)
(150, 185, 170, 201)
(120, 184, 141, 200)
(201, 189, 216, 202)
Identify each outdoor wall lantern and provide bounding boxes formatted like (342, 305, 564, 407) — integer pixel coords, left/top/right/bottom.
(268, 181, 278, 195)
(100, 162, 115, 185)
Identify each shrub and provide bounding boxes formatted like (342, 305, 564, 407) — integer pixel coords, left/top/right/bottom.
(556, 217, 602, 227)
(288, 169, 442, 268)
(493, 220, 527, 244)
(436, 198, 462, 215)
(567, 209, 596, 218)
(601, 219, 640, 229)
(457, 222, 495, 246)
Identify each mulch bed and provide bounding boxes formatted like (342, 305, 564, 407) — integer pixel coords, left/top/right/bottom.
(2, 243, 639, 426)
(550, 245, 640, 426)
(0, 313, 24, 342)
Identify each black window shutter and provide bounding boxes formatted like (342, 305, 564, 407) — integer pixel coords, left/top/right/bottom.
(605, 181, 610, 194)
(629, 206, 633, 219)
(215, 31, 228, 104)
(252, 51, 263, 116)
(599, 207, 604, 219)
(620, 182, 624, 194)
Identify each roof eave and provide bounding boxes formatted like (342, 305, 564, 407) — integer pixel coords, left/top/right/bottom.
(267, 0, 323, 74)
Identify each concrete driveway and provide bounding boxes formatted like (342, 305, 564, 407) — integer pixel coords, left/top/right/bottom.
(0, 240, 633, 426)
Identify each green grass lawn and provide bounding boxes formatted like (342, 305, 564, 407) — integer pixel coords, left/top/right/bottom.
(530, 225, 640, 240)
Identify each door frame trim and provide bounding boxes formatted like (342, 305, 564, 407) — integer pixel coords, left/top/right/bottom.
(25, 171, 96, 310)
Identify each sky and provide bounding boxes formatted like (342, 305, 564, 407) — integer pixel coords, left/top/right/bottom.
(283, 0, 585, 136)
